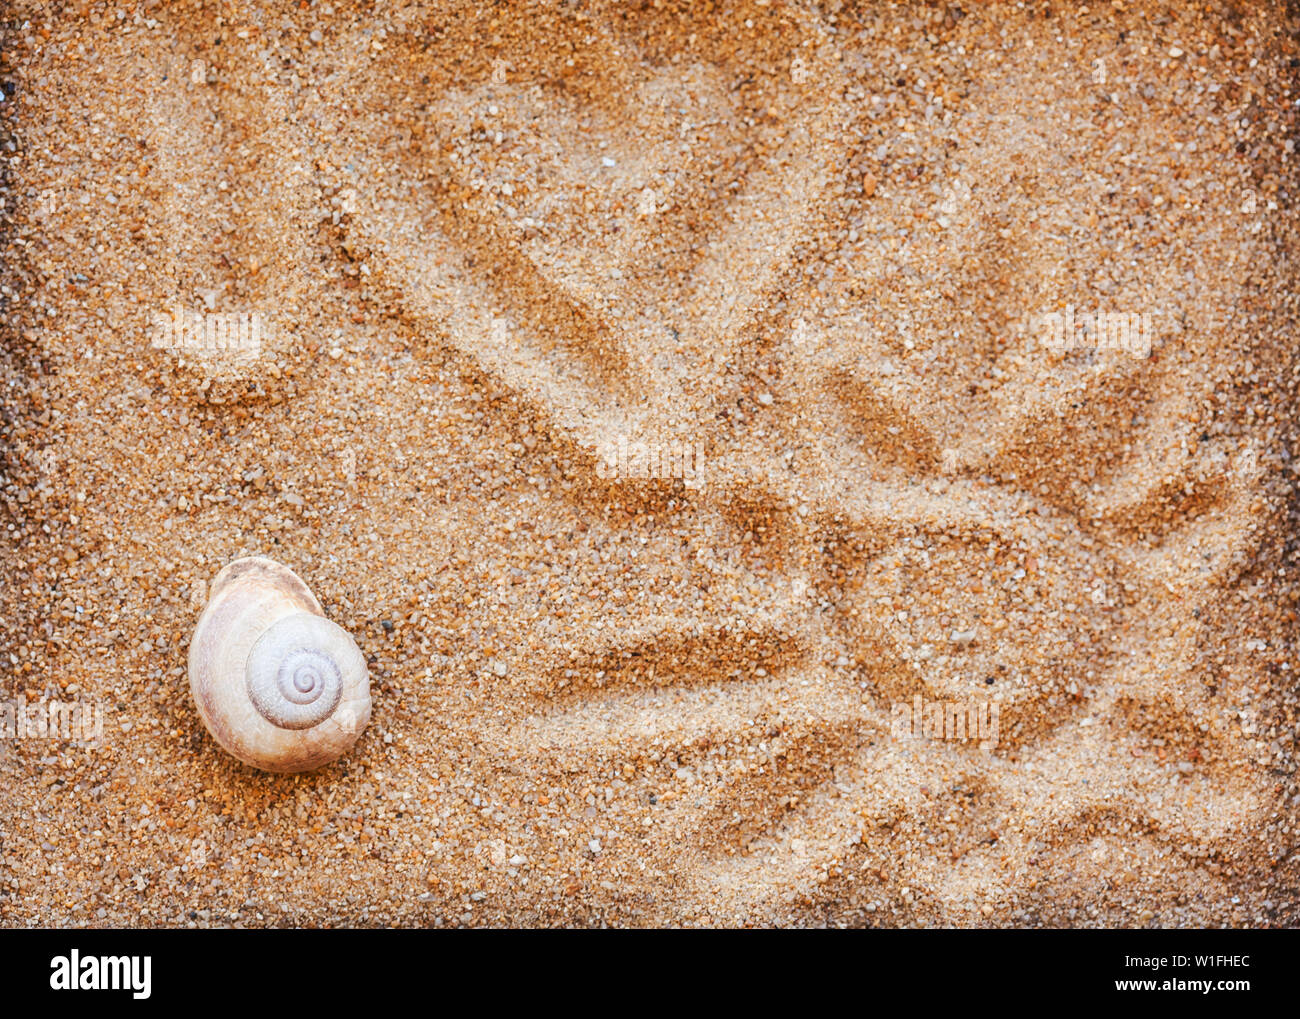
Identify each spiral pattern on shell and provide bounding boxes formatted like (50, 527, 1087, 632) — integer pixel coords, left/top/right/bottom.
(246, 612, 350, 729)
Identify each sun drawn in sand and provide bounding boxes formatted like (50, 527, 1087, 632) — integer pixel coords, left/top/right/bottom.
(305, 2, 1273, 921)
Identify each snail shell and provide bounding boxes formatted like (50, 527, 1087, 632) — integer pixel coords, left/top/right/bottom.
(188, 556, 371, 773)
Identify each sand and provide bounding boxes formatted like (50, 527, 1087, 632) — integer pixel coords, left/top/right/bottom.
(0, 0, 1298, 927)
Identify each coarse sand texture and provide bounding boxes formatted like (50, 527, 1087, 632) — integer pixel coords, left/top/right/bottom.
(0, 1, 1298, 927)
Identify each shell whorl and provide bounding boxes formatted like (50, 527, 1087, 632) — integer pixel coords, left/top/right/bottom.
(246, 613, 351, 729)
(188, 557, 371, 773)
